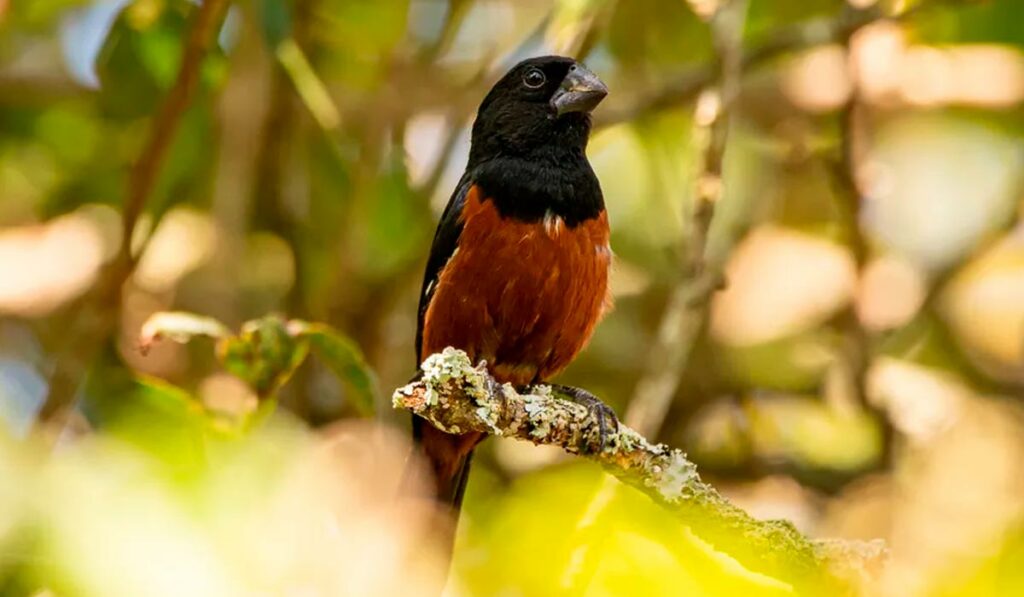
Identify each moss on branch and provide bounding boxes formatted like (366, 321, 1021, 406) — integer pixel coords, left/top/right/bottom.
(394, 348, 885, 595)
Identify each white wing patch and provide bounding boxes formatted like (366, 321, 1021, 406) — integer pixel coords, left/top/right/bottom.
(543, 209, 564, 237)
(424, 246, 458, 300)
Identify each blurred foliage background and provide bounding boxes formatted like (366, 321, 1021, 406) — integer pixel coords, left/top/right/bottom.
(1, 0, 1024, 595)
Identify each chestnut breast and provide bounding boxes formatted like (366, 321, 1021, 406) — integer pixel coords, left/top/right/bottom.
(421, 185, 611, 386)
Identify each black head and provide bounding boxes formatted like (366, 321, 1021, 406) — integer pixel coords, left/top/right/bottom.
(468, 56, 608, 166)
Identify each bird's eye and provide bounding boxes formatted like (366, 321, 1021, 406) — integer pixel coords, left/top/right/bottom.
(523, 68, 546, 89)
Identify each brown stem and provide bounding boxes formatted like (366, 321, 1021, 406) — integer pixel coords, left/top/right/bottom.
(623, 0, 747, 438)
(40, 0, 232, 422)
(119, 0, 232, 266)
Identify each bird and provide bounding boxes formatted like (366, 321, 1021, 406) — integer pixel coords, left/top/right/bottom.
(413, 55, 617, 518)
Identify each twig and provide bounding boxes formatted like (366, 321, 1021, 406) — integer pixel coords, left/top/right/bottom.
(395, 349, 887, 595)
(546, 0, 616, 61)
(623, 0, 748, 439)
(118, 0, 232, 266)
(415, 0, 475, 64)
(39, 0, 232, 422)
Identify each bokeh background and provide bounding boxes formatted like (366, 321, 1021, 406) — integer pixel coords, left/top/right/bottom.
(2, 0, 1024, 595)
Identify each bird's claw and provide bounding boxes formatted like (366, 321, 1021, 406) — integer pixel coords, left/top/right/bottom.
(547, 384, 619, 454)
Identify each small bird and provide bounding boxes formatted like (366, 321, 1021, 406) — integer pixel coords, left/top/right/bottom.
(414, 56, 616, 515)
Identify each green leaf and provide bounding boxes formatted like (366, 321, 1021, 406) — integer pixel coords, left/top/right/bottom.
(81, 346, 224, 483)
(137, 311, 377, 413)
(94, 0, 190, 119)
(913, 0, 1024, 49)
(290, 321, 379, 417)
(217, 315, 309, 398)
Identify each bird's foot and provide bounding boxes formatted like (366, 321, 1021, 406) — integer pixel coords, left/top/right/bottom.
(544, 384, 620, 453)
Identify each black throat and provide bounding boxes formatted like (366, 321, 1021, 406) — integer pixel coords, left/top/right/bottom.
(467, 114, 604, 227)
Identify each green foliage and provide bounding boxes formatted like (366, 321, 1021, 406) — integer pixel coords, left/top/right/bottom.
(95, 0, 192, 118)
(458, 462, 794, 595)
(914, 0, 1024, 48)
(140, 311, 378, 413)
(607, 0, 710, 68)
(290, 321, 378, 416)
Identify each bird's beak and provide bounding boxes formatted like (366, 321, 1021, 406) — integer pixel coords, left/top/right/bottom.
(551, 64, 608, 116)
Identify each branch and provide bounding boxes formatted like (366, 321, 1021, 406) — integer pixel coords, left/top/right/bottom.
(40, 0, 232, 423)
(395, 349, 886, 594)
(119, 0, 232, 265)
(622, 0, 746, 437)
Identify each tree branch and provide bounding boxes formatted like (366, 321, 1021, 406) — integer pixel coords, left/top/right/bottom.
(39, 0, 232, 423)
(119, 0, 232, 265)
(623, 0, 747, 438)
(395, 349, 886, 594)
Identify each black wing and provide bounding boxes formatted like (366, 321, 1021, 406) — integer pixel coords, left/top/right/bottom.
(415, 173, 474, 363)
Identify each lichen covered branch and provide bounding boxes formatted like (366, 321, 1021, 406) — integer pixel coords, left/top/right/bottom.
(395, 348, 884, 594)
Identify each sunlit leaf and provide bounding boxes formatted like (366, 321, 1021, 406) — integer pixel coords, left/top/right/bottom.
(457, 462, 793, 596)
(139, 311, 231, 355)
(81, 348, 221, 483)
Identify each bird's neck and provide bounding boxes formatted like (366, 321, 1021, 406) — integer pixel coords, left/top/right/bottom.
(470, 153, 604, 227)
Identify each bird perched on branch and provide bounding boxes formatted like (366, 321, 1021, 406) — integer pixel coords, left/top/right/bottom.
(413, 56, 617, 519)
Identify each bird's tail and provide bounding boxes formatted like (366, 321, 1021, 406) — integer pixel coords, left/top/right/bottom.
(411, 415, 480, 514)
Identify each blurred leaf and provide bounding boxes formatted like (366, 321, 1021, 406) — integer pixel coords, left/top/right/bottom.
(290, 321, 379, 416)
(256, 0, 293, 48)
(931, 526, 1024, 596)
(139, 311, 231, 354)
(607, 0, 709, 67)
(878, 313, 979, 380)
(457, 462, 793, 596)
(34, 106, 101, 166)
(744, 0, 840, 46)
(81, 347, 222, 482)
(2, 0, 90, 30)
(311, 0, 410, 87)
(137, 311, 377, 412)
(360, 154, 428, 278)
(276, 38, 341, 131)
(913, 0, 1024, 48)
(94, 0, 189, 119)
(744, 394, 882, 473)
(713, 328, 839, 392)
(216, 315, 309, 398)
(93, 0, 229, 117)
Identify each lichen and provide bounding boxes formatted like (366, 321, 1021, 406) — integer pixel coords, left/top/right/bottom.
(416, 347, 491, 408)
(521, 392, 555, 439)
(475, 405, 501, 433)
(645, 451, 699, 500)
(391, 382, 416, 408)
